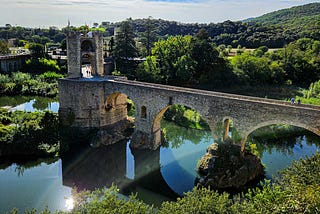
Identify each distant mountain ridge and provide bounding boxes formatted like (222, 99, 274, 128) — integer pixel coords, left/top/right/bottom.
(104, 3, 319, 48)
(244, 2, 320, 25)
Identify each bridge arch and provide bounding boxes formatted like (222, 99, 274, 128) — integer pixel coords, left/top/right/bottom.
(81, 39, 94, 52)
(152, 104, 213, 145)
(242, 120, 320, 149)
(101, 91, 138, 128)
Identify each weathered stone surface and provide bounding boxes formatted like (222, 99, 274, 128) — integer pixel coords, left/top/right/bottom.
(90, 118, 134, 147)
(59, 78, 320, 150)
(197, 143, 264, 189)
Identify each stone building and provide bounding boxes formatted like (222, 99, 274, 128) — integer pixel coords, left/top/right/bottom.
(0, 53, 30, 73)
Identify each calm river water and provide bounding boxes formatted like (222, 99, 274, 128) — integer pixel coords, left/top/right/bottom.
(0, 96, 319, 212)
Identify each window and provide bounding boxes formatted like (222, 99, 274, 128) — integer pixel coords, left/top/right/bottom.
(141, 106, 147, 119)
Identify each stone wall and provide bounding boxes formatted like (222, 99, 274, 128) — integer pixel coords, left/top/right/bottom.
(59, 78, 320, 149)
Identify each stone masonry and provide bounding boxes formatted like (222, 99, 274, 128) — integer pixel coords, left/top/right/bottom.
(59, 78, 320, 150)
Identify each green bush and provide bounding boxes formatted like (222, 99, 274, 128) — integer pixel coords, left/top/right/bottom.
(0, 72, 59, 97)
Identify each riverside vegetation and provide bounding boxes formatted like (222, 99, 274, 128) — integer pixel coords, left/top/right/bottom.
(1, 3, 320, 213)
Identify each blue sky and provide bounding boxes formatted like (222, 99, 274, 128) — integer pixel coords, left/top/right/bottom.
(0, 0, 318, 28)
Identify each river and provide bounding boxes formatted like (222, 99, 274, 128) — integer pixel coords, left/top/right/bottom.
(0, 96, 319, 212)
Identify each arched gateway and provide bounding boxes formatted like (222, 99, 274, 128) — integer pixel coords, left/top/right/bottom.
(59, 32, 320, 150)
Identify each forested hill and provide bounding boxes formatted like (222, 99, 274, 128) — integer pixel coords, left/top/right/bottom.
(103, 3, 320, 48)
(245, 3, 320, 25)
(244, 3, 320, 40)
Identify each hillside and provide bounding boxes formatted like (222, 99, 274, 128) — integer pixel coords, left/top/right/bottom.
(245, 3, 320, 25)
(99, 3, 320, 48)
(245, 3, 320, 39)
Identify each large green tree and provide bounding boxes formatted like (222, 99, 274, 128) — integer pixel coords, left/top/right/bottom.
(151, 35, 194, 84)
(114, 19, 138, 75)
(139, 17, 158, 57)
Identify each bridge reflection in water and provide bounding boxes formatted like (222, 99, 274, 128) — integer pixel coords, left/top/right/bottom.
(61, 140, 180, 204)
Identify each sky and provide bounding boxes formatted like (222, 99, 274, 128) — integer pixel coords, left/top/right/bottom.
(1, 0, 319, 28)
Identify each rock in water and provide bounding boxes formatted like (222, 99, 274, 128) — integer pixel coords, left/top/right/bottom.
(197, 142, 264, 189)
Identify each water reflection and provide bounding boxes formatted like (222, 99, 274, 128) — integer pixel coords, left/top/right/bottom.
(1, 121, 320, 212)
(249, 130, 320, 178)
(0, 96, 59, 112)
(61, 140, 179, 205)
(0, 159, 71, 213)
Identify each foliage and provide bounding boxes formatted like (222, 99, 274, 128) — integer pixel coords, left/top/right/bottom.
(0, 108, 60, 156)
(0, 40, 10, 54)
(139, 16, 158, 56)
(71, 185, 155, 213)
(0, 26, 65, 45)
(114, 19, 139, 75)
(160, 187, 233, 214)
(38, 71, 64, 83)
(23, 57, 61, 74)
(0, 71, 61, 97)
(127, 98, 136, 117)
(231, 38, 320, 87)
(136, 56, 162, 83)
(163, 104, 209, 131)
(304, 79, 320, 99)
(138, 32, 235, 87)
(29, 43, 45, 58)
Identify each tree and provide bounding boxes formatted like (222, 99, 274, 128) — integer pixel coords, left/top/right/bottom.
(0, 41, 9, 54)
(152, 35, 194, 84)
(136, 56, 161, 83)
(140, 17, 158, 56)
(29, 43, 45, 58)
(114, 19, 138, 75)
(190, 29, 235, 87)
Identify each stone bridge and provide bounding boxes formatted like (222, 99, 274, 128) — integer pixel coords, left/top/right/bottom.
(58, 77, 320, 150)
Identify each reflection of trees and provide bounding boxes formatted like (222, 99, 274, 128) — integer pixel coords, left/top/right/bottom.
(161, 120, 212, 149)
(32, 96, 57, 111)
(0, 96, 31, 107)
(4, 158, 59, 177)
(248, 125, 320, 158)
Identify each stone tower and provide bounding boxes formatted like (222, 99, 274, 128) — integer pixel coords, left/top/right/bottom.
(66, 30, 104, 78)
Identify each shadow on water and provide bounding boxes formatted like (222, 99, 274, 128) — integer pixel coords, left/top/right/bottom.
(61, 140, 180, 206)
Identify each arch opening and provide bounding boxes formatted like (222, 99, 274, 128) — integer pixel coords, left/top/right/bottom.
(81, 40, 95, 78)
(153, 104, 214, 196)
(81, 53, 94, 78)
(246, 123, 320, 158)
(153, 104, 212, 148)
(103, 92, 136, 127)
(245, 123, 320, 179)
(81, 40, 94, 52)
